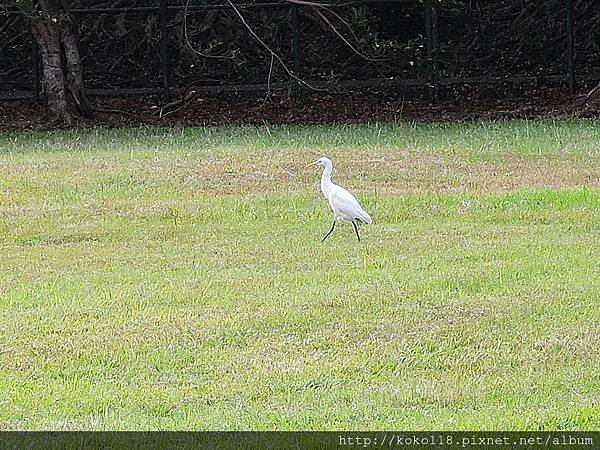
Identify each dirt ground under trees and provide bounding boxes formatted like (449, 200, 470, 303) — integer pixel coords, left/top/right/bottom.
(2, 88, 600, 131)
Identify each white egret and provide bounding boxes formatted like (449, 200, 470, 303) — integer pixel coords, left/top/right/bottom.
(306, 156, 372, 242)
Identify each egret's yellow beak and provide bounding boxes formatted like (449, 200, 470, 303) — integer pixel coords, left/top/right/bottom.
(305, 162, 317, 168)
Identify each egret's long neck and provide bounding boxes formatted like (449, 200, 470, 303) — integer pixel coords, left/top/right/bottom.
(320, 165, 334, 196)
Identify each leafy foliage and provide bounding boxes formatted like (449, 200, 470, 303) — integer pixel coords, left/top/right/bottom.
(1, 0, 599, 93)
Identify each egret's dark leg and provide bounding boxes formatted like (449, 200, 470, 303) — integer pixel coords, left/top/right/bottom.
(321, 221, 336, 242)
(352, 220, 361, 241)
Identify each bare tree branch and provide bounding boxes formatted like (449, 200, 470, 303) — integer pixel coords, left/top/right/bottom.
(159, 89, 198, 117)
(284, 0, 336, 7)
(318, 5, 360, 44)
(264, 53, 274, 102)
(225, 0, 326, 91)
(585, 81, 600, 103)
(183, 0, 232, 59)
(314, 8, 385, 62)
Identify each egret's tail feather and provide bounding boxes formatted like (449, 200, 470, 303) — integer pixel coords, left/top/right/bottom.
(355, 209, 372, 225)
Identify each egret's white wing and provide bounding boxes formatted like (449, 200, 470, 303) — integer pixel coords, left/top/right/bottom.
(328, 185, 372, 224)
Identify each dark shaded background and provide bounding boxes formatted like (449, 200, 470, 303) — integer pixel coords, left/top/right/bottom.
(1, 0, 599, 128)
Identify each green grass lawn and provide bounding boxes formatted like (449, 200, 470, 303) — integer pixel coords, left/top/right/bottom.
(0, 120, 599, 430)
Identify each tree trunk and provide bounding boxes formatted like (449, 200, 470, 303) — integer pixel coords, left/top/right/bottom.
(60, 14, 91, 117)
(30, 18, 72, 126)
(26, 0, 90, 126)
